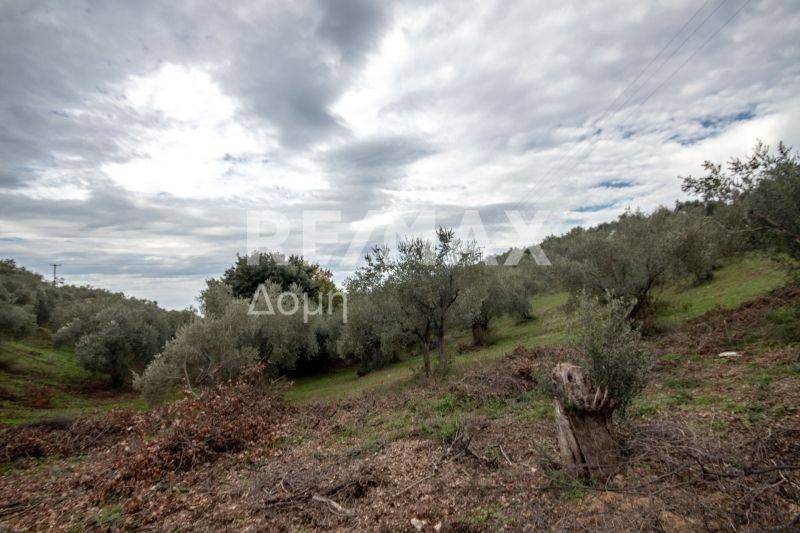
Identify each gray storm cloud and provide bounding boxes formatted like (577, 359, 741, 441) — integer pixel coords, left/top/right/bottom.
(1, 0, 799, 308)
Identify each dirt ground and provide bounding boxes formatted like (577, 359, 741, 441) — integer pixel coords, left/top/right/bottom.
(1, 289, 798, 531)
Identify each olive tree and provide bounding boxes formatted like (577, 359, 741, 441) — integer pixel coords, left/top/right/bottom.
(553, 208, 716, 323)
(390, 228, 482, 376)
(74, 302, 176, 388)
(0, 302, 36, 339)
(338, 290, 406, 375)
(340, 229, 481, 377)
(338, 248, 408, 375)
(135, 280, 339, 403)
(681, 141, 800, 262)
(468, 265, 533, 346)
(0, 259, 49, 337)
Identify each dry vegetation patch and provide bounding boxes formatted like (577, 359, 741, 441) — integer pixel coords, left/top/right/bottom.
(0, 409, 139, 462)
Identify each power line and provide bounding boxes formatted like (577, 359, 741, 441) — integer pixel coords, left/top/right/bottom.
(533, 0, 723, 187)
(597, 0, 727, 127)
(633, 0, 752, 111)
(537, 0, 726, 186)
(546, 0, 750, 186)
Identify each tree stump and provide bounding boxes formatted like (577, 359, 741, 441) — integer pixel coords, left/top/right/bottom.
(551, 362, 619, 479)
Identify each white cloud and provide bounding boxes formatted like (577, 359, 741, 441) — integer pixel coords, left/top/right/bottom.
(103, 63, 326, 198)
(1, 0, 799, 308)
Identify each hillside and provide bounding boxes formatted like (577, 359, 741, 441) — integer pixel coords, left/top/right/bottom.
(0, 336, 143, 425)
(0, 254, 797, 530)
(287, 255, 787, 403)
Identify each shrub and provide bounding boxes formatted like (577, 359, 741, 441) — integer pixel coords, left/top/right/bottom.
(51, 318, 83, 346)
(135, 281, 340, 404)
(0, 302, 36, 339)
(73, 302, 182, 388)
(0, 259, 43, 338)
(572, 292, 650, 410)
(134, 300, 259, 405)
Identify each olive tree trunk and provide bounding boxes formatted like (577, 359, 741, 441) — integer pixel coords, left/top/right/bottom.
(551, 362, 619, 479)
(436, 329, 447, 375)
(421, 342, 431, 376)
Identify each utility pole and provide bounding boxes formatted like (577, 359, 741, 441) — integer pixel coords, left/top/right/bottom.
(50, 263, 61, 287)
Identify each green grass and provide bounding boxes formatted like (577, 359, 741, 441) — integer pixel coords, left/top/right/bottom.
(0, 338, 144, 425)
(762, 305, 800, 344)
(285, 291, 568, 404)
(654, 255, 786, 328)
(288, 255, 785, 404)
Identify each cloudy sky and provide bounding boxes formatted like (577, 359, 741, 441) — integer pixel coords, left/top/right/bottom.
(1, 0, 798, 309)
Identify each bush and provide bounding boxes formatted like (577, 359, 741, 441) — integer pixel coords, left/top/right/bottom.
(136, 281, 340, 404)
(51, 318, 83, 346)
(572, 292, 650, 410)
(134, 299, 259, 405)
(0, 302, 36, 339)
(73, 302, 185, 388)
(0, 259, 44, 338)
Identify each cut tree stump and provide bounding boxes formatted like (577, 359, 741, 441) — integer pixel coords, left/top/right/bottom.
(551, 362, 619, 479)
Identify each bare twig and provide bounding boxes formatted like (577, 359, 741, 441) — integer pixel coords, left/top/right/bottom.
(393, 473, 437, 498)
(499, 444, 514, 466)
(311, 494, 354, 516)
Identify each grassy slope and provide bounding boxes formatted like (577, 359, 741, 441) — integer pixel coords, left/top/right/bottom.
(287, 254, 786, 404)
(653, 255, 788, 328)
(0, 336, 144, 425)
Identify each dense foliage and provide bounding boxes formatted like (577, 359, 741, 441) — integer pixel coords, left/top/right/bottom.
(338, 263, 408, 376)
(0, 260, 53, 338)
(222, 252, 336, 300)
(342, 228, 484, 376)
(540, 199, 743, 329)
(135, 280, 343, 404)
(0, 260, 193, 387)
(682, 141, 800, 263)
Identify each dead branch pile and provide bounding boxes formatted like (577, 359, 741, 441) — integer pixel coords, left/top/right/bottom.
(92, 380, 289, 498)
(0, 409, 140, 462)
